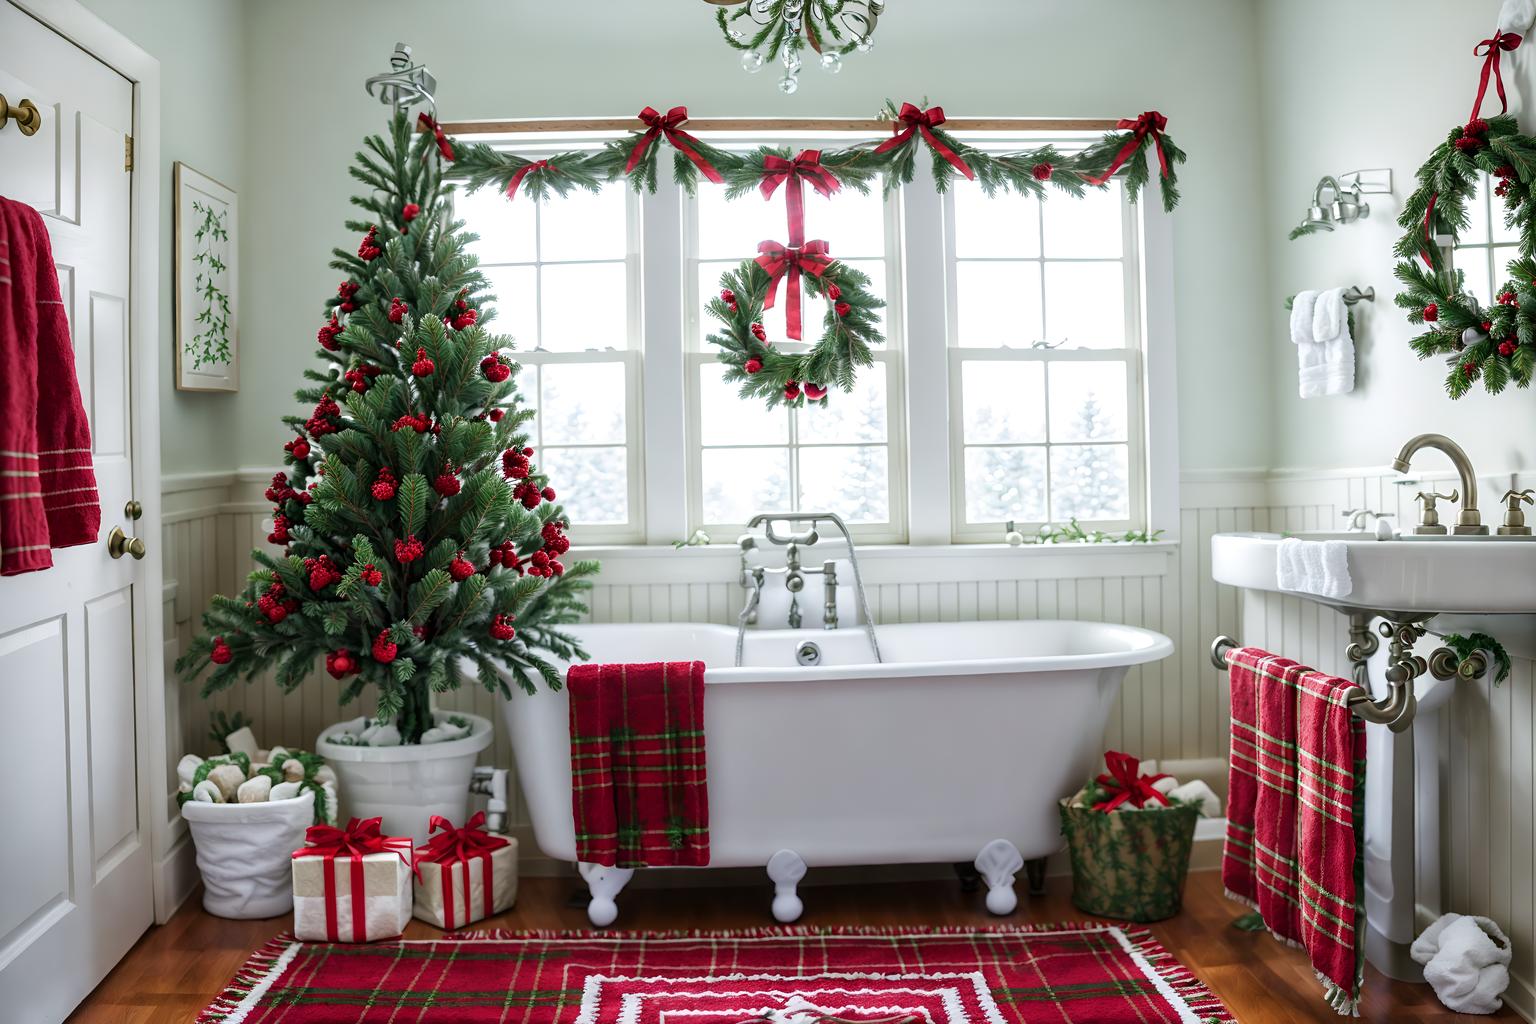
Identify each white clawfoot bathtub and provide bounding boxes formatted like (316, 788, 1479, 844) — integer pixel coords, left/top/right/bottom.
(502, 619, 1172, 926)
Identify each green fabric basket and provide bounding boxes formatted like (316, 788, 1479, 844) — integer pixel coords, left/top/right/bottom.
(1058, 796, 1199, 923)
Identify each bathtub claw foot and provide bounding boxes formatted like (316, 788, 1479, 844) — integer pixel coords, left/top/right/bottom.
(767, 849, 807, 923)
(578, 862, 634, 928)
(975, 839, 1023, 916)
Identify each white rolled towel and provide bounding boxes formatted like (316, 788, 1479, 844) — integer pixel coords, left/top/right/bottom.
(1411, 913, 1512, 1015)
(1168, 779, 1222, 818)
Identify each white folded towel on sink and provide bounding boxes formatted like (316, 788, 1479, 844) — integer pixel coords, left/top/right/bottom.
(1276, 537, 1352, 599)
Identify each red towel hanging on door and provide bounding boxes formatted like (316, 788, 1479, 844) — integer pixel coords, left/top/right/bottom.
(0, 196, 101, 576)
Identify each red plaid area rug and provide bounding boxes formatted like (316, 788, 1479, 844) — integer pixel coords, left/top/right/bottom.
(198, 925, 1234, 1023)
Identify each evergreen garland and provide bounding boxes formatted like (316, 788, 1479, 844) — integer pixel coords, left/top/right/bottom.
(446, 99, 1185, 210)
(174, 114, 597, 744)
(1392, 114, 1536, 397)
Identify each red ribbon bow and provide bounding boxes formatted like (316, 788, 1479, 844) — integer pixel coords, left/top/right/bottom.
(1091, 750, 1171, 813)
(760, 150, 842, 247)
(1085, 111, 1170, 186)
(417, 112, 454, 162)
(625, 105, 724, 184)
(505, 159, 554, 200)
(414, 812, 510, 931)
(874, 103, 975, 180)
(1473, 30, 1523, 120)
(756, 239, 833, 341)
(293, 817, 415, 941)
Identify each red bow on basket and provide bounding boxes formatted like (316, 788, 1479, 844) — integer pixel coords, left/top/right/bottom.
(1092, 750, 1171, 813)
(1473, 30, 1523, 120)
(756, 239, 834, 341)
(1085, 111, 1170, 186)
(760, 150, 841, 246)
(417, 112, 454, 162)
(875, 103, 974, 180)
(293, 817, 416, 941)
(625, 105, 723, 184)
(415, 812, 510, 930)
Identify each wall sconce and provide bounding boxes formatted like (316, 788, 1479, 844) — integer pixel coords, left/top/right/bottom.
(1290, 169, 1394, 240)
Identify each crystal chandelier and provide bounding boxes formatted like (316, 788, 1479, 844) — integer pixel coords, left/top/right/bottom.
(707, 0, 884, 95)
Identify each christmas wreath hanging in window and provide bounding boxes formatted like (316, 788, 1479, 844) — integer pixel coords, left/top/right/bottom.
(1393, 14, 1536, 397)
(444, 100, 1185, 409)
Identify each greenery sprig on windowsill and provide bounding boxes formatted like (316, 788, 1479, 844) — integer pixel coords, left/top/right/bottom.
(1028, 518, 1166, 546)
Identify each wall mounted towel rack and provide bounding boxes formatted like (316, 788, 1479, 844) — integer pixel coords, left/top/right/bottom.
(1209, 634, 1417, 729)
(1341, 285, 1374, 305)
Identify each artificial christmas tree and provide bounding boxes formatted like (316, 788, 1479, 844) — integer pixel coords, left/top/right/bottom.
(175, 114, 596, 750)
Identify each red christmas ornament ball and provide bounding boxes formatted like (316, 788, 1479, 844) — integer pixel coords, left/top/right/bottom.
(784, 380, 801, 401)
(745, 357, 763, 374)
(449, 552, 476, 582)
(1423, 303, 1438, 322)
(401, 202, 421, 222)
(804, 383, 828, 400)
(1031, 162, 1053, 181)
(371, 630, 398, 664)
(209, 637, 232, 665)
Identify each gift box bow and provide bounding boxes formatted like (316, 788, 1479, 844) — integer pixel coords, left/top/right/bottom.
(414, 811, 509, 867)
(1092, 750, 1171, 813)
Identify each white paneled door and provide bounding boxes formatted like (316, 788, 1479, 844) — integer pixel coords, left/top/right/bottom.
(0, 4, 154, 1020)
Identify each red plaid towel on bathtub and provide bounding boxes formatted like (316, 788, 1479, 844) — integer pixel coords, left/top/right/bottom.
(1223, 646, 1366, 1015)
(568, 661, 708, 867)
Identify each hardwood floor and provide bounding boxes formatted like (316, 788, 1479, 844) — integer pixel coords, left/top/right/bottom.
(69, 869, 1518, 1023)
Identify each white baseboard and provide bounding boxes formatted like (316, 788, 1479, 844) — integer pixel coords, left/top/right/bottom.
(153, 828, 199, 924)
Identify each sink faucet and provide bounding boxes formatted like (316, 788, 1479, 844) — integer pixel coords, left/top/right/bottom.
(1391, 433, 1488, 535)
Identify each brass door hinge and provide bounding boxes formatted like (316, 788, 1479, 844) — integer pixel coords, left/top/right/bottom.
(124, 134, 133, 172)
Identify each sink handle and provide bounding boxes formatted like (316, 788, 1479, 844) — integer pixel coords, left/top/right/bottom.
(1498, 488, 1536, 535)
(1413, 490, 1457, 535)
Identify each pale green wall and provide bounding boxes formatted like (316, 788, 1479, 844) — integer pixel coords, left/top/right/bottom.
(1257, 0, 1536, 475)
(89, 0, 1275, 477)
(80, 0, 246, 476)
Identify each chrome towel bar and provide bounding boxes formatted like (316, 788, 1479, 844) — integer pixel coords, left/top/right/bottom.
(1209, 632, 1418, 731)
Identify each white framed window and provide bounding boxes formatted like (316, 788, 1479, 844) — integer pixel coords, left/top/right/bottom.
(1452, 171, 1521, 304)
(681, 147, 908, 543)
(941, 171, 1146, 541)
(456, 167, 644, 544)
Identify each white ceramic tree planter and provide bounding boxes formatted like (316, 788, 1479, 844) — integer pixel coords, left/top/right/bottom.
(180, 790, 316, 919)
(316, 713, 494, 846)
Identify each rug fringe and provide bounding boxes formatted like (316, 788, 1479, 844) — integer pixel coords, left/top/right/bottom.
(195, 934, 298, 1024)
(443, 921, 1140, 942)
(1125, 927, 1240, 1023)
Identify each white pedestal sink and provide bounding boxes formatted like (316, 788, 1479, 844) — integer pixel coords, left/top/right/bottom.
(1211, 530, 1536, 615)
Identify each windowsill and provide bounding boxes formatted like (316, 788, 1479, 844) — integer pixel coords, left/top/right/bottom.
(569, 539, 1178, 585)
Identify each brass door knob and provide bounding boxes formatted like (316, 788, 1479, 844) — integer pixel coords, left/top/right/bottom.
(124, 499, 143, 520)
(107, 526, 146, 560)
(0, 95, 42, 137)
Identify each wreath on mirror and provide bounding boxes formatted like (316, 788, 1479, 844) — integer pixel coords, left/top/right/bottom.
(706, 256, 883, 407)
(1393, 114, 1536, 397)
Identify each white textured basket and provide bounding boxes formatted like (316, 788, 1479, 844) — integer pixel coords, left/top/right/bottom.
(316, 713, 494, 846)
(180, 790, 316, 919)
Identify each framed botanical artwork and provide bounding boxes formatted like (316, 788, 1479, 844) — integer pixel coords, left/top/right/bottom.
(174, 162, 238, 391)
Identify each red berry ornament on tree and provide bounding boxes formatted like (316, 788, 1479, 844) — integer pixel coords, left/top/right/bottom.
(357, 225, 382, 261)
(1500, 291, 1519, 307)
(489, 614, 517, 640)
(360, 563, 383, 587)
(489, 408, 505, 422)
(1464, 360, 1479, 377)
(835, 301, 852, 318)
(745, 357, 763, 374)
(401, 202, 420, 223)
(317, 316, 343, 351)
(305, 554, 342, 591)
(449, 552, 476, 582)
(1500, 339, 1518, 357)
(371, 630, 397, 664)
(387, 297, 408, 323)
(751, 323, 767, 342)
(267, 513, 290, 545)
(210, 636, 232, 664)
(371, 465, 398, 500)
(411, 347, 435, 377)
(1482, 320, 1494, 332)
(804, 383, 828, 400)
(541, 486, 556, 501)
(825, 283, 841, 301)
(306, 394, 342, 436)
(434, 468, 461, 497)
(721, 288, 738, 311)
(1423, 303, 1439, 322)
(325, 649, 358, 679)
(284, 436, 310, 460)
(337, 280, 360, 313)
(1031, 162, 1053, 181)
(784, 381, 801, 401)
(481, 354, 511, 382)
(394, 535, 425, 564)
(502, 447, 532, 479)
